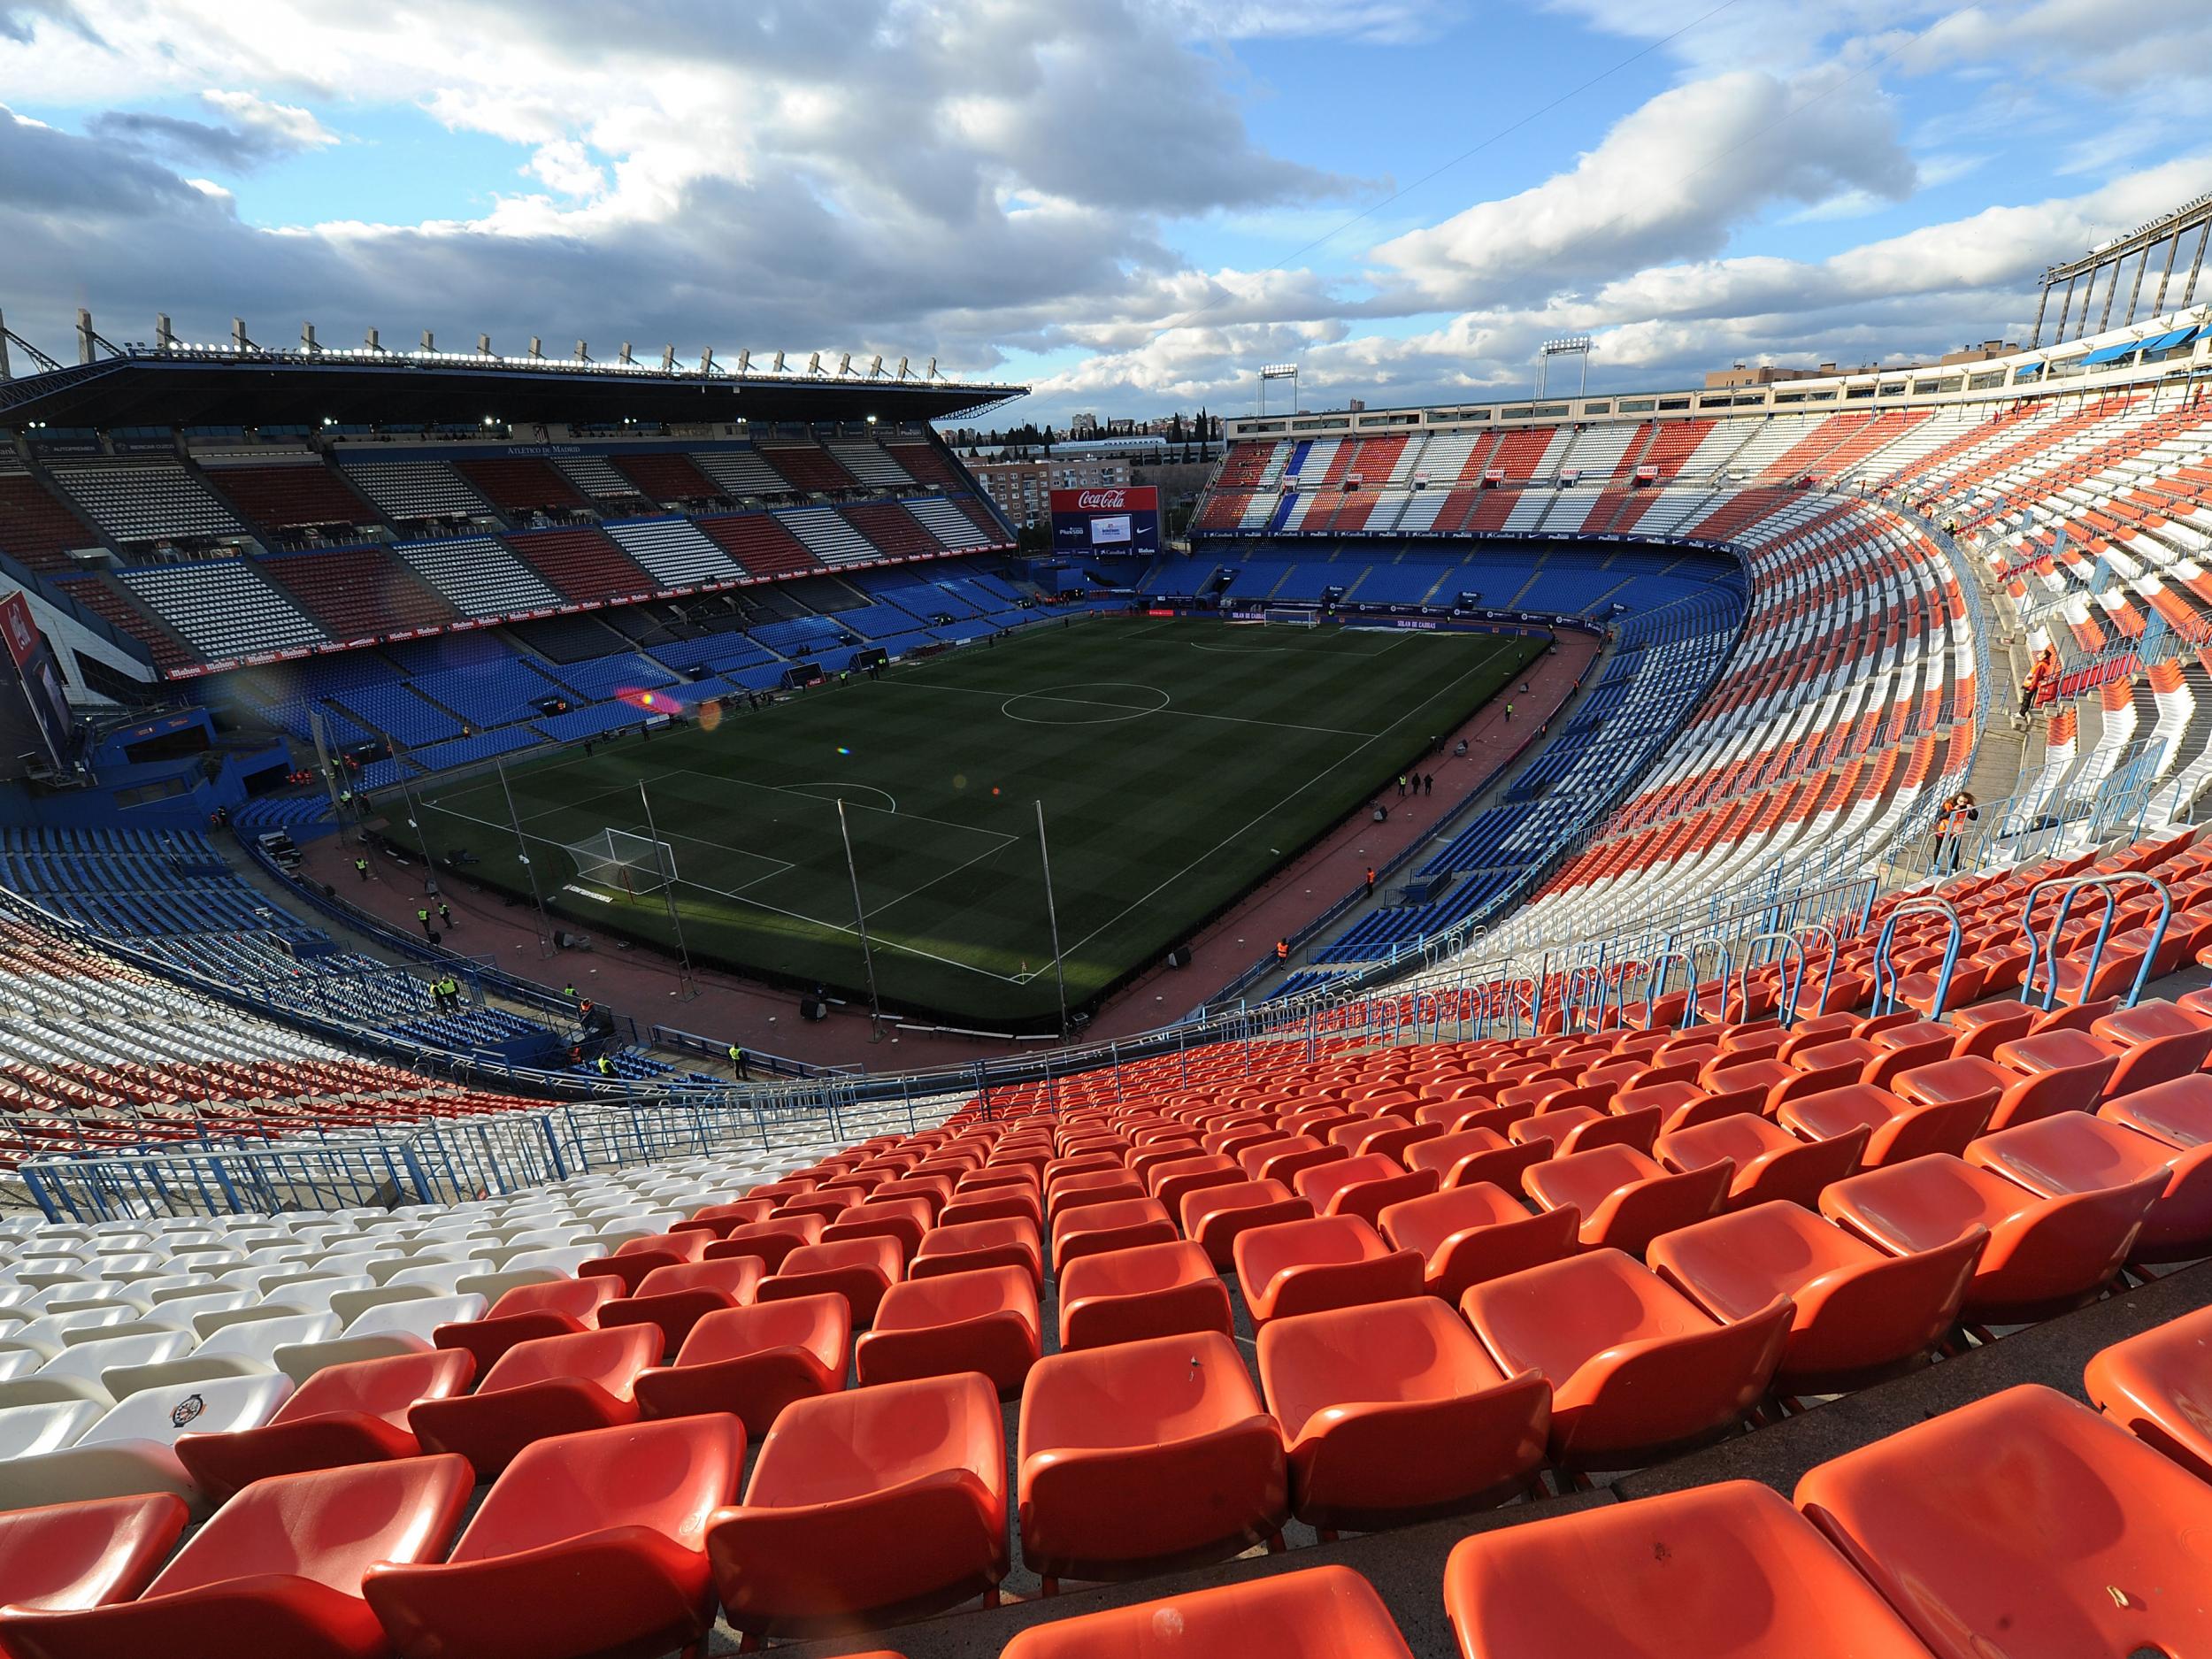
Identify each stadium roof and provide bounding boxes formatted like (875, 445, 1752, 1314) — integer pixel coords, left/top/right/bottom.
(0, 348, 1025, 432)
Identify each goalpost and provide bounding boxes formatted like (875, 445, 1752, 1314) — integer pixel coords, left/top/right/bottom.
(565, 828, 680, 897)
(1262, 607, 1321, 626)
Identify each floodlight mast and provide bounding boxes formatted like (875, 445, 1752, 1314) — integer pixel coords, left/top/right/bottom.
(1257, 362, 1299, 419)
(1537, 336, 1594, 399)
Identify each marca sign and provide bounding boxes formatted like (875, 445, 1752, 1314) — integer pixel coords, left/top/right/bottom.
(1051, 485, 1160, 557)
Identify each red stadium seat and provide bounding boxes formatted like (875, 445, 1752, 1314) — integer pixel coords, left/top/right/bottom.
(0, 1455, 472, 1659)
(1145, 1152, 1246, 1215)
(1779, 1076, 1990, 1168)
(1180, 1179, 1315, 1266)
(0, 1493, 188, 1624)
(2085, 1303, 2212, 1481)
(1375, 1181, 1579, 1302)
(758, 1236, 905, 1326)
(703, 1216, 825, 1271)
(998, 1564, 1415, 1659)
(1821, 1151, 2162, 1321)
(1970, 1108, 2212, 1263)
(1796, 1385, 2212, 1659)
(1460, 1248, 1790, 1467)
(1985, 1029, 2118, 1127)
(362, 1415, 743, 1659)
(1648, 1201, 1985, 1392)
(1049, 1197, 1178, 1273)
(1522, 1143, 1730, 1256)
(675, 1198, 774, 1238)
(1655, 1111, 1867, 1210)
(822, 1196, 937, 1263)
(910, 1217, 1044, 1286)
(2101, 1070, 2212, 1148)
(705, 1371, 1008, 1636)
(1233, 1215, 1424, 1326)
(1293, 1153, 1438, 1227)
(635, 1294, 849, 1436)
(1056, 1239, 1232, 1352)
(173, 1348, 475, 1500)
(578, 1230, 712, 1294)
(1405, 1125, 1554, 1192)
(2091, 999, 2212, 1097)
(1257, 1298, 1548, 1531)
(1018, 1330, 1287, 1587)
(1444, 1479, 1932, 1657)
(410, 1324, 657, 1476)
(598, 1256, 766, 1358)
(854, 1265, 1041, 1395)
(433, 1275, 620, 1375)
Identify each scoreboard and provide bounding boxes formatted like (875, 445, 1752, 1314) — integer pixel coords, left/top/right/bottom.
(1050, 486, 1161, 556)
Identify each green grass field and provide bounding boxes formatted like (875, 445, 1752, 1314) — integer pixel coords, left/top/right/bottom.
(403, 616, 1541, 1028)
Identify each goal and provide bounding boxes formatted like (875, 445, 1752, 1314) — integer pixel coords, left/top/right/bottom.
(1263, 607, 1320, 626)
(565, 828, 679, 896)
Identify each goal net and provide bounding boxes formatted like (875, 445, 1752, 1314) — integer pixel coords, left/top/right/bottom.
(1263, 607, 1320, 626)
(565, 828, 679, 896)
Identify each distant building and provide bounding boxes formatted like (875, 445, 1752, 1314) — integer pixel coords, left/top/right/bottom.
(1939, 341, 2020, 365)
(969, 453, 1133, 528)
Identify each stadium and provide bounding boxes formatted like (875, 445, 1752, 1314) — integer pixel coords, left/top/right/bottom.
(1, 8, 2211, 1655)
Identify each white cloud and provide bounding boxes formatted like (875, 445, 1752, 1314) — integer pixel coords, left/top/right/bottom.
(525, 138, 606, 198)
(200, 88, 338, 151)
(1372, 66, 1916, 306)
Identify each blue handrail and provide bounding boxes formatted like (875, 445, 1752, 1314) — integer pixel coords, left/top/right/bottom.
(1870, 896, 1961, 1018)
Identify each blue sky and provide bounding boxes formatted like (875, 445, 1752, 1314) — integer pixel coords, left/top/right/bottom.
(0, 0, 2207, 419)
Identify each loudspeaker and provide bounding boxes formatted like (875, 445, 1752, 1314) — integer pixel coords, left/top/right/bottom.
(1164, 946, 1191, 969)
(801, 997, 827, 1022)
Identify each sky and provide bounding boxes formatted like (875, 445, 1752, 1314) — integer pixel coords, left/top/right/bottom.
(0, 0, 2208, 423)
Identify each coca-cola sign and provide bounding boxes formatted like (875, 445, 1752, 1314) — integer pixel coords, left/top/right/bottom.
(1049, 486, 1161, 557)
(1076, 489, 1129, 511)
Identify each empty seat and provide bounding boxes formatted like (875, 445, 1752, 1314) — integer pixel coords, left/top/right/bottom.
(433, 1276, 620, 1374)
(598, 1256, 766, 1358)
(635, 1294, 849, 1436)
(1179, 1180, 1313, 1267)
(1258, 1298, 1548, 1531)
(1648, 1201, 1985, 1393)
(1018, 1330, 1286, 1588)
(758, 1237, 904, 1327)
(1969, 1107, 2212, 1263)
(911, 1218, 1044, 1286)
(1461, 1249, 1791, 1468)
(409, 1325, 657, 1476)
(0, 1492, 189, 1625)
(2085, 1302, 2212, 1481)
(1377, 1181, 1578, 1303)
(1056, 1240, 1231, 1352)
(1796, 1384, 2212, 1659)
(854, 1266, 1040, 1396)
(1293, 1154, 1438, 1227)
(1049, 1198, 1177, 1273)
(1233, 1216, 1423, 1327)
(1523, 1144, 1730, 1256)
(0, 1454, 473, 1659)
(363, 1415, 745, 1659)
(173, 1348, 474, 1500)
(1444, 1479, 1933, 1656)
(1781, 1075, 1991, 1168)
(0, 1373, 293, 1518)
(999, 1564, 1415, 1659)
(1655, 1113, 1867, 1211)
(1820, 1152, 2162, 1322)
(704, 1371, 1008, 1636)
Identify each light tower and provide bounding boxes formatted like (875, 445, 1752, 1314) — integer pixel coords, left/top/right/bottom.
(1257, 362, 1299, 418)
(1537, 336, 1593, 399)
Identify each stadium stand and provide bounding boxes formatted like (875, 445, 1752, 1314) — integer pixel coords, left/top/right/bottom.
(46, 459, 244, 549)
(503, 526, 659, 604)
(260, 547, 459, 641)
(0, 464, 102, 573)
(340, 459, 493, 525)
(196, 455, 382, 541)
(393, 535, 565, 618)
(603, 517, 749, 589)
(453, 457, 590, 516)
(115, 559, 328, 662)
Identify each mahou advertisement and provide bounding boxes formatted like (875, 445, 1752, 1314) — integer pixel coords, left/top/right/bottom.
(1051, 486, 1161, 556)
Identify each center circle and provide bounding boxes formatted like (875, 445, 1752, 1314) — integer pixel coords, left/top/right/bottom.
(999, 681, 1171, 725)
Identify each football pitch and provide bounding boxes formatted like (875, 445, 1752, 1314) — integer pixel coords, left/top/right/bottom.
(403, 616, 1543, 1027)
